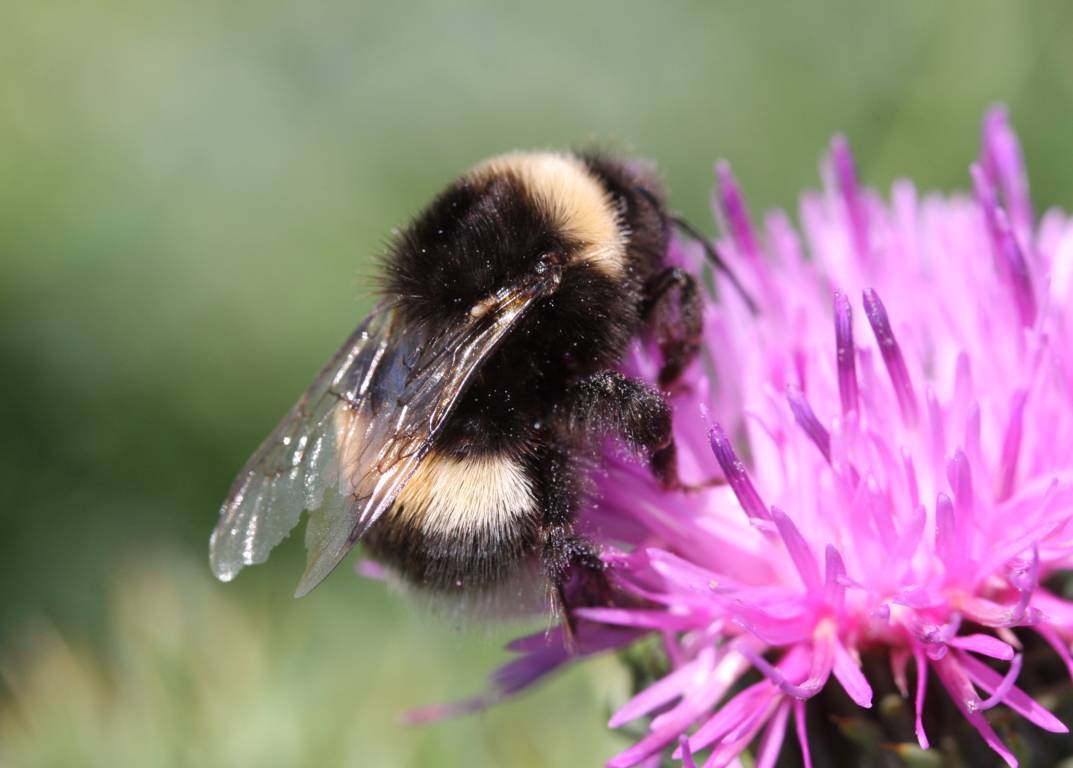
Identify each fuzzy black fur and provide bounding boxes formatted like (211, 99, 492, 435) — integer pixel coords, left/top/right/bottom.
(364, 153, 698, 604)
(382, 171, 574, 327)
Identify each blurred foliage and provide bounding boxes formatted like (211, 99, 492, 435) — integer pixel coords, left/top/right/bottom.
(0, 557, 627, 767)
(4, 1, 1073, 765)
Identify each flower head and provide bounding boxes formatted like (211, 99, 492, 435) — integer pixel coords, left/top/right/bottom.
(432, 107, 1073, 767)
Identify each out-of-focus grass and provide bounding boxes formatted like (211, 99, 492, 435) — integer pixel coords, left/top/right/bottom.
(4, 1, 1073, 765)
(0, 554, 628, 767)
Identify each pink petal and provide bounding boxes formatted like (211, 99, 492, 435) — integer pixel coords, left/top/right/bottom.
(738, 633, 834, 700)
(793, 699, 813, 768)
(830, 134, 870, 260)
(715, 161, 760, 263)
(978, 654, 1023, 711)
(864, 474, 897, 547)
(824, 545, 846, 614)
(833, 292, 859, 416)
(702, 698, 779, 768)
(644, 548, 722, 592)
(996, 389, 1028, 501)
(506, 626, 567, 653)
(574, 607, 701, 631)
(1029, 589, 1073, 627)
(935, 492, 965, 578)
(728, 605, 815, 646)
(912, 643, 930, 749)
(786, 384, 832, 462)
(933, 655, 1017, 767)
(608, 671, 723, 768)
(891, 647, 910, 697)
(926, 386, 946, 466)
(949, 633, 1016, 660)
(765, 209, 804, 267)
(609, 646, 714, 727)
(959, 652, 1067, 732)
(961, 594, 1041, 628)
(972, 163, 1037, 326)
(754, 701, 791, 768)
(706, 419, 773, 524)
(612, 651, 752, 767)
(679, 736, 697, 768)
(891, 504, 926, 579)
(722, 695, 779, 746)
(832, 639, 873, 707)
(901, 448, 921, 510)
(1006, 546, 1040, 625)
(862, 287, 919, 425)
(685, 683, 769, 753)
(770, 506, 822, 591)
(947, 449, 976, 525)
(981, 104, 1034, 242)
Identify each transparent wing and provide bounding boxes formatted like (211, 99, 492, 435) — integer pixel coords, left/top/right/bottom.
(209, 271, 554, 597)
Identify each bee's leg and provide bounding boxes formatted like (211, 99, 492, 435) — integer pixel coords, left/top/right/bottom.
(556, 371, 673, 456)
(545, 527, 613, 652)
(557, 370, 717, 491)
(639, 266, 703, 388)
(533, 446, 613, 648)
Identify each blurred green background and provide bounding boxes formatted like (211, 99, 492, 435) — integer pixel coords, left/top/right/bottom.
(3, 1, 1073, 766)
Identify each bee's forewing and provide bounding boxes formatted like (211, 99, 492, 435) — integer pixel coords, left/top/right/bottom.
(209, 304, 404, 588)
(209, 288, 542, 597)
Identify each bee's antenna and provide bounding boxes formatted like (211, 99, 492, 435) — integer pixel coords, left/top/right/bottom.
(672, 216, 759, 316)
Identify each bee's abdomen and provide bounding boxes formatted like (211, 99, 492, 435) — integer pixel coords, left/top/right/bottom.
(362, 449, 541, 592)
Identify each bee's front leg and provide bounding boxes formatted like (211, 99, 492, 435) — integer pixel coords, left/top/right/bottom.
(555, 371, 672, 456)
(640, 266, 703, 388)
(555, 370, 702, 490)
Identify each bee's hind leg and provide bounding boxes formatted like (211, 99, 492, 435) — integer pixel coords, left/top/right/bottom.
(544, 528, 614, 653)
(532, 446, 613, 649)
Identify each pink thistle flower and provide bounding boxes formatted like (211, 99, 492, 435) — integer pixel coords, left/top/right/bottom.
(427, 107, 1073, 766)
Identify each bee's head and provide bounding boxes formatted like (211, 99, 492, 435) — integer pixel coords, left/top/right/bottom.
(382, 151, 659, 381)
(385, 154, 625, 307)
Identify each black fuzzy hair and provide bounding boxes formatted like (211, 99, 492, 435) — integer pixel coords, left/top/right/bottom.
(381, 170, 574, 326)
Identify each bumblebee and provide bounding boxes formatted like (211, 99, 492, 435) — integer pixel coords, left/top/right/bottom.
(210, 151, 736, 615)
